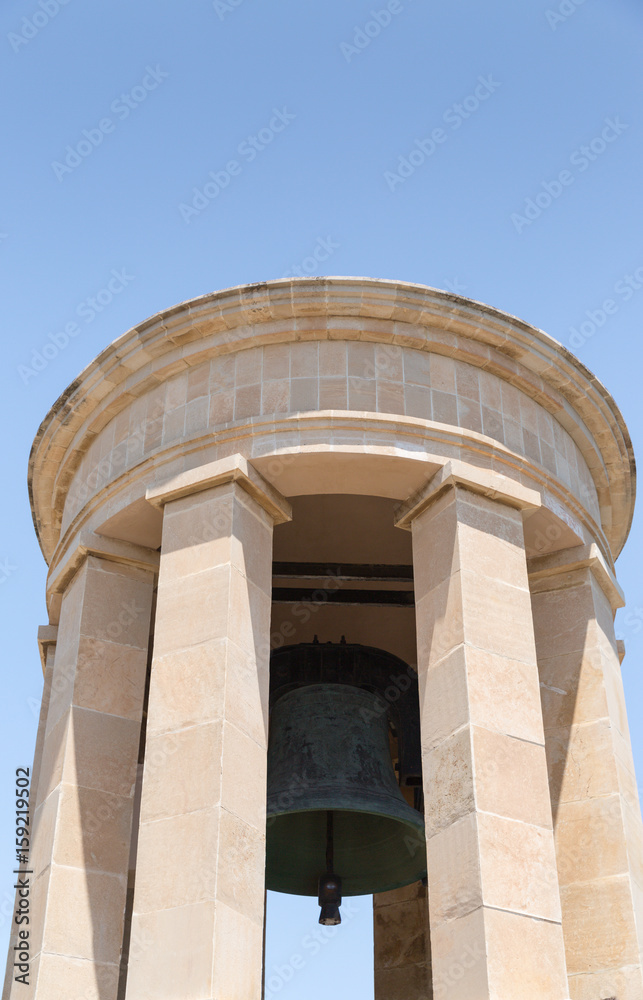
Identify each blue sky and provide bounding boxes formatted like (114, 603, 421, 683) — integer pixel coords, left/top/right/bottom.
(1, 0, 642, 994)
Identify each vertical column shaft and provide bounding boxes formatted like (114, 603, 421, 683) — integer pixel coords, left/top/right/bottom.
(530, 551, 643, 1000)
(24, 552, 156, 1000)
(373, 882, 432, 999)
(125, 464, 289, 1000)
(2, 633, 56, 1000)
(408, 483, 569, 1000)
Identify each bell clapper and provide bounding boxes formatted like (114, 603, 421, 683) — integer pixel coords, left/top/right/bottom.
(318, 811, 342, 926)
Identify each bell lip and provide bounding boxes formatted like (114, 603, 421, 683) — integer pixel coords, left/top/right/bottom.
(266, 807, 427, 897)
(270, 874, 428, 898)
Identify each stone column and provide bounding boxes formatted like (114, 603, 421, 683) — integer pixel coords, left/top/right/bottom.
(373, 882, 432, 999)
(32, 628, 58, 799)
(530, 545, 643, 1000)
(397, 462, 570, 1000)
(15, 535, 157, 1000)
(124, 457, 291, 1000)
(2, 630, 57, 1000)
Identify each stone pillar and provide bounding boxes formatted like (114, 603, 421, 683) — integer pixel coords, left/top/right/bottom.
(32, 628, 58, 800)
(14, 537, 157, 1000)
(124, 457, 291, 1000)
(373, 882, 432, 999)
(530, 545, 643, 1000)
(2, 630, 57, 1000)
(397, 463, 570, 1000)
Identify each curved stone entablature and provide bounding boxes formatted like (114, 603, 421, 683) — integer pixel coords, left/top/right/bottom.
(29, 278, 635, 582)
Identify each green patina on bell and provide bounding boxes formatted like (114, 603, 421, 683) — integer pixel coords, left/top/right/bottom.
(265, 682, 427, 898)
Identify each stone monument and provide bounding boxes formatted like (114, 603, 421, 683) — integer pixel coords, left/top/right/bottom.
(3, 278, 641, 999)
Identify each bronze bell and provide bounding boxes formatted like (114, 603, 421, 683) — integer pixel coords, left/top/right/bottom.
(265, 679, 427, 913)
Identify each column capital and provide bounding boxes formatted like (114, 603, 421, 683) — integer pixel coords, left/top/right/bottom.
(47, 530, 160, 599)
(37, 625, 58, 675)
(145, 453, 292, 524)
(528, 541, 625, 610)
(395, 459, 541, 530)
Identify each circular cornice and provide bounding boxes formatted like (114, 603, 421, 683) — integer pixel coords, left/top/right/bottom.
(28, 277, 636, 563)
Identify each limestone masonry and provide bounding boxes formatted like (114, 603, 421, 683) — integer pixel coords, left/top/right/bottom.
(5, 278, 641, 999)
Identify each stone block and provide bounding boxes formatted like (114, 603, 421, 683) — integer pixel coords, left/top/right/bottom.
(262, 378, 291, 414)
(79, 561, 154, 649)
(429, 907, 489, 1000)
(72, 636, 148, 720)
(30, 788, 60, 880)
(412, 497, 459, 596)
(134, 808, 220, 912)
(477, 812, 561, 920)
(373, 898, 428, 966)
(223, 639, 270, 747)
(145, 640, 227, 737)
(418, 646, 469, 751)
(54, 784, 133, 875)
(531, 582, 594, 661)
(211, 901, 264, 1000)
(554, 794, 629, 885)
(568, 965, 643, 1000)
(126, 902, 215, 999)
(545, 719, 619, 807)
(139, 724, 223, 823)
(460, 569, 537, 665)
(63, 707, 140, 798)
(373, 964, 431, 1000)
(561, 876, 641, 972)
(160, 493, 236, 577)
(34, 955, 120, 1000)
(262, 343, 290, 380)
(220, 722, 267, 828)
(415, 579, 464, 670)
(318, 340, 347, 376)
(423, 726, 474, 837)
(484, 907, 569, 1000)
(228, 570, 272, 659)
(215, 810, 266, 923)
(537, 646, 609, 730)
(472, 726, 552, 828)
(153, 564, 232, 655)
(425, 812, 482, 923)
(373, 880, 426, 908)
(467, 646, 545, 744)
(43, 866, 127, 965)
